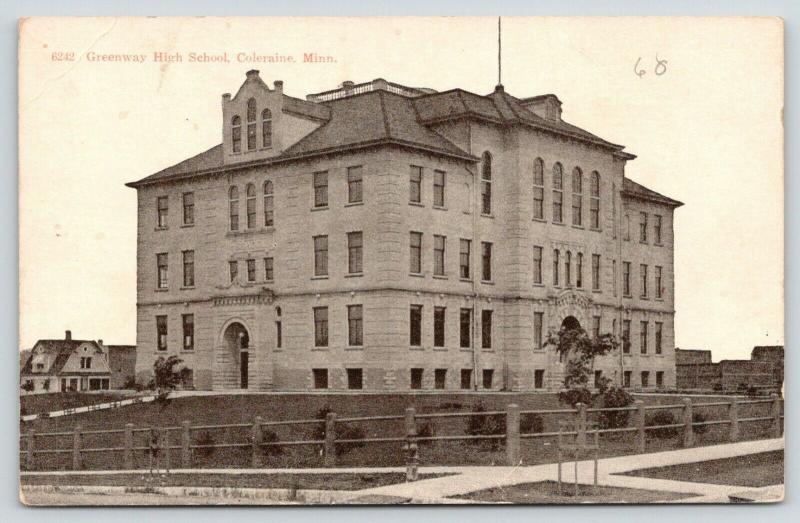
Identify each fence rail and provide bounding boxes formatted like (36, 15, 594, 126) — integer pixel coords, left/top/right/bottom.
(19, 394, 783, 471)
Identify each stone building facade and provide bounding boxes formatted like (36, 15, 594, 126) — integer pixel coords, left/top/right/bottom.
(127, 72, 682, 392)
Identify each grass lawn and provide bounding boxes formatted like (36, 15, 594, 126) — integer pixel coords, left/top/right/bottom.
(452, 480, 693, 504)
(622, 450, 783, 488)
(20, 472, 448, 491)
(21, 392, 129, 416)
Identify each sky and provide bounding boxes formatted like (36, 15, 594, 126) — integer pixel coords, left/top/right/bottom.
(18, 17, 783, 360)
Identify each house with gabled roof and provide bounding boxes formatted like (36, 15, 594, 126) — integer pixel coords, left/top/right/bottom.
(20, 330, 112, 393)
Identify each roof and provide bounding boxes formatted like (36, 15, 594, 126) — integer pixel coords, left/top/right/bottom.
(20, 339, 101, 376)
(622, 178, 684, 207)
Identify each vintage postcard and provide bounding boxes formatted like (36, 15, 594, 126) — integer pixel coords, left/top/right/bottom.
(18, 16, 783, 505)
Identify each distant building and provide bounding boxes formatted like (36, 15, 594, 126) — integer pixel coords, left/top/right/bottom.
(105, 344, 137, 389)
(675, 346, 783, 393)
(20, 331, 112, 393)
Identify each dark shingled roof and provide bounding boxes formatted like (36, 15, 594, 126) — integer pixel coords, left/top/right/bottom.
(20, 339, 101, 376)
(622, 178, 684, 207)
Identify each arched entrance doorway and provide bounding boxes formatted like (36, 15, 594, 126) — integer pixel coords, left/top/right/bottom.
(561, 316, 581, 331)
(223, 322, 250, 389)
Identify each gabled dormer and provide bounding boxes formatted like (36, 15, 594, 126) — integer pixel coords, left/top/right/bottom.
(520, 94, 563, 122)
(221, 70, 330, 165)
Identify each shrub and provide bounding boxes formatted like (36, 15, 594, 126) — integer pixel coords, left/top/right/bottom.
(692, 412, 710, 435)
(417, 421, 436, 446)
(746, 386, 759, 398)
(598, 387, 634, 430)
(646, 410, 680, 439)
(312, 406, 366, 457)
(465, 401, 505, 450)
(520, 413, 544, 434)
(557, 388, 592, 409)
(712, 383, 723, 392)
(260, 429, 284, 457)
(21, 381, 34, 393)
(439, 402, 463, 411)
(194, 431, 216, 459)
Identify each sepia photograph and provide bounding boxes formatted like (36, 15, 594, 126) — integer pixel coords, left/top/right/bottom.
(17, 15, 784, 506)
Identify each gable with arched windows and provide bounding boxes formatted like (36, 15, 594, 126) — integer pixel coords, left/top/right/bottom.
(246, 98, 257, 151)
(262, 109, 272, 148)
(229, 186, 239, 231)
(245, 183, 256, 228)
(571, 167, 583, 226)
(263, 180, 274, 226)
(231, 116, 242, 153)
(481, 151, 492, 215)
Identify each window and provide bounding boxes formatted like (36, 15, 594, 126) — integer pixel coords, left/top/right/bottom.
(348, 305, 363, 346)
(313, 171, 328, 207)
(571, 167, 583, 226)
(409, 232, 422, 274)
(314, 307, 328, 347)
(347, 165, 363, 203)
(433, 170, 445, 207)
(576, 252, 584, 288)
(481, 242, 492, 281)
(552, 162, 563, 222)
(590, 171, 600, 229)
(229, 186, 239, 231)
(410, 305, 422, 347)
(656, 371, 664, 388)
(460, 239, 471, 279)
(533, 312, 543, 350)
(348, 232, 363, 274)
(434, 369, 447, 390)
(640, 264, 648, 298)
(460, 369, 472, 390)
(624, 214, 631, 241)
(623, 370, 632, 388)
(533, 246, 543, 284)
(410, 368, 423, 390)
(613, 260, 618, 297)
(182, 314, 194, 351)
(641, 371, 650, 388)
(640, 321, 648, 354)
(565, 251, 572, 287)
(434, 307, 446, 348)
(655, 266, 663, 298)
(481, 152, 492, 214)
(655, 322, 663, 354)
(228, 260, 238, 283)
(182, 192, 194, 226)
(534, 369, 545, 389)
(313, 369, 328, 389)
(246, 98, 257, 151)
(156, 253, 168, 289)
(313, 235, 328, 276)
(182, 250, 194, 287)
(594, 370, 603, 389)
(261, 108, 272, 148)
(275, 307, 282, 349)
(622, 320, 631, 354)
(460, 308, 472, 348)
(409, 165, 422, 203)
(263, 180, 274, 226)
(433, 235, 446, 276)
(654, 215, 662, 244)
(245, 184, 256, 228)
(592, 316, 601, 339)
(481, 310, 493, 349)
(81, 357, 93, 369)
(623, 261, 631, 296)
(246, 259, 256, 282)
(482, 369, 494, 389)
(156, 315, 167, 351)
(533, 158, 544, 220)
(612, 182, 617, 238)
(157, 196, 168, 228)
(639, 212, 648, 242)
(553, 249, 560, 286)
(591, 254, 600, 291)
(264, 257, 274, 281)
(347, 368, 363, 390)
(231, 115, 242, 153)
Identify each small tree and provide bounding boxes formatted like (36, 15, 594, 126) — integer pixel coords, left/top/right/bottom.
(149, 355, 184, 407)
(21, 381, 34, 393)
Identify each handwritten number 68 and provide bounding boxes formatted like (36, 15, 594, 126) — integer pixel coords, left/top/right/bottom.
(635, 55, 668, 78)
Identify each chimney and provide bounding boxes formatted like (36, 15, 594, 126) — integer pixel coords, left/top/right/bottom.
(246, 69, 260, 79)
(273, 80, 283, 94)
(65, 330, 72, 341)
(98, 339, 103, 346)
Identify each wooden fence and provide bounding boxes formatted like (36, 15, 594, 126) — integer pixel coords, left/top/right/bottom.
(20, 395, 783, 471)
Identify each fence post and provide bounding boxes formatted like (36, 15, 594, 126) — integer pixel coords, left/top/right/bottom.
(72, 425, 82, 470)
(506, 404, 520, 466)
(682, 398, 694, 448)
(26, 430, 35, 471)
(575, 403, 587, 447)
(770, 393, 782, 438)
(124, 423, 133, 469)
(181, 421, 191, 469)
(634, 400, 646, 453)
(324, 412, 336, 467)
(405, 407, 418, 481)
(729, 398, 739, 442)
(252, 416, 263, 468)
(163, 428, 171, 473)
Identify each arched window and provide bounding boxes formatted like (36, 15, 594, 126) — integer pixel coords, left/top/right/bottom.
(245, 183, 256, 228)
(553, 249, 560, 286)
(577, 252, 584, 288)
(590, 171, 600, 229)
(275, 306, 282, 349)
(571, 167, 583, 226)
(229, 186, 239, 231)
(246, 98, 257, 151)
(481, 151, 492, 215)
(565, 251, 572, 287)
(263, 180, 274, 227)
(552, 162, 563, 223)
(532, 158, 544, 220)
(231, 115, 242, 153)
(262, 109, 272, 148)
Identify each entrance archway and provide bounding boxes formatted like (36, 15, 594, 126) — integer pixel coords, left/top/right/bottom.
(223, 322, 250, 389)
(561, 315, 581, 331)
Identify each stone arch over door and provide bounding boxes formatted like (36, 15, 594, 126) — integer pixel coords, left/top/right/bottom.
(215, 318, 252, 390)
